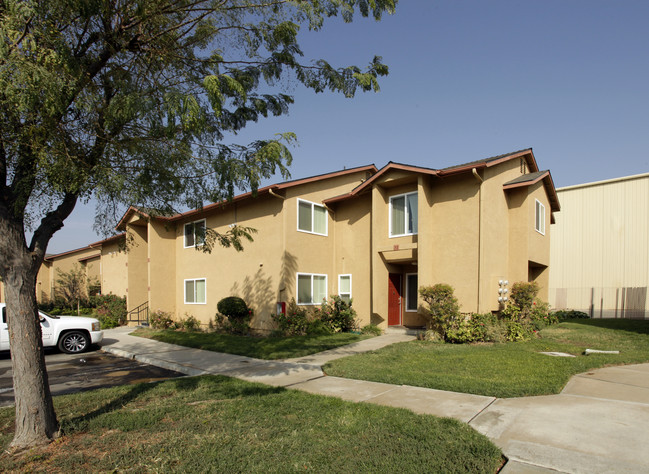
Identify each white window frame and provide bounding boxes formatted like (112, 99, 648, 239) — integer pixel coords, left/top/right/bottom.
(535, 199, 546, 235)
(297, 199, 328, 236)
(296, 272, 328, 305)
(184, 219, 206, 248)
(338, 274, 352, 303)
(405, 273, 418, 312)
(389, 191, 418, 238)
(184, 278, 206, 304)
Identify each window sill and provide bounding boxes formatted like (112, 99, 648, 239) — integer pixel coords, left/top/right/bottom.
(297, 229, 328, 237)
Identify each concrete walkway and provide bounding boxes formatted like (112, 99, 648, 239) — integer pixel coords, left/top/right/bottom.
(101, 327, 649, 473)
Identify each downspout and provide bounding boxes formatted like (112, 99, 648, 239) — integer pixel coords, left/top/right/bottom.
(472, 168, 483, 312)
(268, 188, 285, 200)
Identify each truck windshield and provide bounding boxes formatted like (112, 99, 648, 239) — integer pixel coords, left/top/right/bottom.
(39, 311, 59, 320)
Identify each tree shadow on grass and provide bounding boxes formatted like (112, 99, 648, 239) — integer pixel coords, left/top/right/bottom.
(565, 318, 649, 336)
(63, 375, 285, 432)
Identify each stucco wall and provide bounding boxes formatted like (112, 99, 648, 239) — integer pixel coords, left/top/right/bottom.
(100, 240, 128, 297)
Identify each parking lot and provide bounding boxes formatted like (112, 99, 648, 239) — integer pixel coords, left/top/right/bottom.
(0, 346, 184, 407)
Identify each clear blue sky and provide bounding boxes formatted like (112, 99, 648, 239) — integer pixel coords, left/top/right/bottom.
(46, 0, 649, 253)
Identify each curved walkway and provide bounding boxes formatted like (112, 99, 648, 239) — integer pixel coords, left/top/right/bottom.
(101, 327, 649, 473)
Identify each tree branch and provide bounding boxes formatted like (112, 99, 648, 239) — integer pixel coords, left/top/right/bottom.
(29, 193, 78, 256)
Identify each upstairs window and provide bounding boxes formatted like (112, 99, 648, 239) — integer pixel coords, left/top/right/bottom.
(297, 273, 327, 305)
(338, 274, 352, 304)
(535, 200, 545, 235)
(297, 199, 328, 236)
(184, 219, 206, 248)
(390, 191, 418, 237)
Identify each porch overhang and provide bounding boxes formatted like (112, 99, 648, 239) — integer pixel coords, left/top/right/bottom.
(379, 244, 418, 264)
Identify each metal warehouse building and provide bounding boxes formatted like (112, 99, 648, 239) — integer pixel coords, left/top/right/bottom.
(549, 172, 649, 319)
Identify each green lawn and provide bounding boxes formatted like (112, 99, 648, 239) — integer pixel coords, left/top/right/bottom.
(0, 376, 502, 473)
(325, 319, 649, 398)
(133, 328, 374, 359)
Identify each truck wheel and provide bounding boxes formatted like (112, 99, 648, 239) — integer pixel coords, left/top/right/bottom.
(58, 331, 90, 354)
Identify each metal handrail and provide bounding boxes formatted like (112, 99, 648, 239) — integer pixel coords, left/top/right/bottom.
(127, 301, 149, 326)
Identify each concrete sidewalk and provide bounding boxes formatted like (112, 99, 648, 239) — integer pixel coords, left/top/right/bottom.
(101, 327, 649, 473)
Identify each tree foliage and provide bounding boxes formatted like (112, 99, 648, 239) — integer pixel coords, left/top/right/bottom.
(0, 0, 396, 246)
(0, 0, 397, 450)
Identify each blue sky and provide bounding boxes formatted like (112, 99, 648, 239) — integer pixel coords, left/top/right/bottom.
(46, 0, 649, 253)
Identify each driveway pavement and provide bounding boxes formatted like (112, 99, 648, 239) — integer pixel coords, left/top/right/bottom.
(0, 346, 183, 407)
(101, 327, 649, 473)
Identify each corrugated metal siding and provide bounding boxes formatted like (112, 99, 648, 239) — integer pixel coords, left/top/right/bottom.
(549, 173, 649, 318)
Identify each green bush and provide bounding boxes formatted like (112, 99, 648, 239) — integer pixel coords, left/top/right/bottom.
(361, 324, 383, 336)
(179, 314, 202, 332)
(217, 296, 250, 320)
(468, 313, 505, 343)
(92, 295, 126, 328)
(150, 310, 176, 330)
(417, 329, 444, 343)
(216, 296, 252, 335)
(271, 299, 311, 336)
(419, 284, 461, 340)
(504, 320, 534, 342)
(553, 309, 589, 320)
(500, 281, 556, 340)
(315, 296, 358, 333)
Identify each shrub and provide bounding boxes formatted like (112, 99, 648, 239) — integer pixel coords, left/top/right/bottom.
(504, 320, 534, 342)
(272, 299, 310, 336)
(216, 296, 252, 335)
(419, 284, 461, 340)
(553, 309, 589, 320)
(500, 281, 556, 339)
(179, 314, 202, 332)
(93, 295, 127, 328)
(361, 324, 383, 336)
(468, 313, 504, 343)
(444, 317, 477, 344)
(217, 296, 249, 320)
(315, 296, 358, 333)
(150, 310, 176, 330)
(417, 329, 444, 343)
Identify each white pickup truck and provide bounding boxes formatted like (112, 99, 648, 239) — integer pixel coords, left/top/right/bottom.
(0, 303, 104, 354)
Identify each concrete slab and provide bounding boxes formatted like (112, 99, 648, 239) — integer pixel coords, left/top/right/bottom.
(562, 376, 649, 404)
(470, 394, 649, 473)
(282, 334, 415, 366)
(367, 384, 495, 423)
(101, 330, 189, 355)
(571, 366, 649, 390)
(500, 459, 566, 473)
(221, 361, 325, 387)
(295, 376, 400, 402)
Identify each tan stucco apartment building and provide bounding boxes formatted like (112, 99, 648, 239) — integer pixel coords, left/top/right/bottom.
(549, 172, 649, 319)
(0, 149, 558, 328)
(111, 148, 558, 330)
(0, 234, 128, 305)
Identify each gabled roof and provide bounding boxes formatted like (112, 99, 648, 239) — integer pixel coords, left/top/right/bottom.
(324, 148, 540, 205)
(439, 148, 538, 175)
(503, 170, 561, 213)
(116, 164, 377, 230)
(44, 233, 126, 261)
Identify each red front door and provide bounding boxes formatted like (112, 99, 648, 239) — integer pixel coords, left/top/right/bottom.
(388, 273, 402, 326)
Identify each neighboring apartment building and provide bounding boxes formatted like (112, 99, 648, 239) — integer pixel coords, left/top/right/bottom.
(114, 148, 558, 330)
(32, 234, 127, 304)
(549, 172, 649, 319)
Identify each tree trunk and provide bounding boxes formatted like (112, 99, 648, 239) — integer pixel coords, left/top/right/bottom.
(4, 260, 59, 450)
